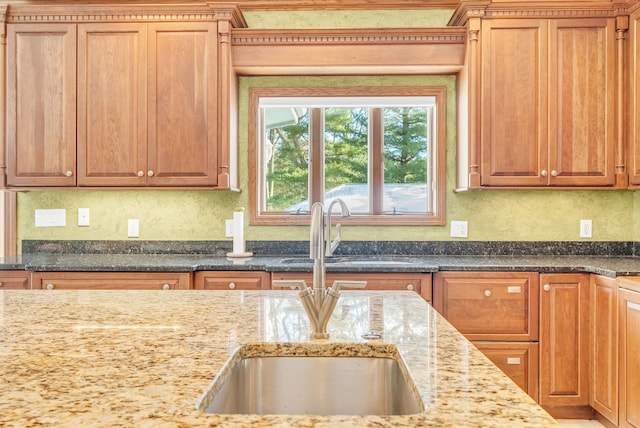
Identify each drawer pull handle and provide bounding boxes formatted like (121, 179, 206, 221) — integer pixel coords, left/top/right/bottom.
(162, 283, 170, 290)
(406, 284, 414, 291)
(507, 357, 521, 365)
(46, 283, 55, 290)
(484, 289, 492, 297)
(543, 284, 551, 292)
(507, 286, 521, 293)
(228, 282, 236, 290)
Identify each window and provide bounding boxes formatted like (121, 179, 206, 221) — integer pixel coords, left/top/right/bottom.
(249, 87, 446, 225)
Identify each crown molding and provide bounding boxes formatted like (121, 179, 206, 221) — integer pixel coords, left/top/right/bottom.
(4, 2, 247, 26)
(232, 27, 466, 46)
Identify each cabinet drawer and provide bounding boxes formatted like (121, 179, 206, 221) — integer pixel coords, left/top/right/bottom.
(31, 272, 191, 290)
(271, 272, 431, 302)
(0, 271, 30, 289)
(433, 272, 539, 341)
(194, 271, 270, 290)
(474, 341, 539, 401)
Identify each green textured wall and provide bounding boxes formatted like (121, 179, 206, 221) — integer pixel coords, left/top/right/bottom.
(13, 9, 637, 251)
(16, 74, 635, 250)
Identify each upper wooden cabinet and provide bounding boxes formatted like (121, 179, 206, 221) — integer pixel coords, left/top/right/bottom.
(479, 18, 616, 188)
(453, 1, 623, 190)
(630, 7, 640, 187)
(6, 23, 77, 187)
(4, 4, 245, 189)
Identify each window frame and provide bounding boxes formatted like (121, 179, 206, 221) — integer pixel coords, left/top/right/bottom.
(248, 86, 447, 226)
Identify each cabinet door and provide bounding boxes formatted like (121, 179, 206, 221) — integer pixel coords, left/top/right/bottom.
(194, 271, 270, 290)
(77, 24, 147, 186)
(590, 275, 618, 425)
(474, 341, 539, 401)
(619, 287, 640, 428)
(433, 272, 539, 341)
(631, 12, 640, 186)
(548, 19, 616, 187)
(539, 273, 589, 408)
(480, 19, 548, 187)
(147, 23, 218, 186)
(271, 272, 431, 302)
(0, 271, 30, 289)
(31, 272, 191, 290)
(6, 24, 77, 186)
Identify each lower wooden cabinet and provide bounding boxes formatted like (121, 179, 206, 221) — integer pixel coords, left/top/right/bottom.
(618, 279, 640, 428)
(539, 273, 591, 417)
(0, 270, 30, 289)
(270, 272, 432, 302)
(590, 275, 618, 425)
(194, 271, 270, 290)
(30, 272, 191, 290)
(475, 341, 539, 401)
(433, 272, 539, 399)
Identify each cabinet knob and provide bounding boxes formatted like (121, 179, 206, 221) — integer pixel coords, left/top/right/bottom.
(65, 170, 73, 177)
(137, 170, 144, 177)
(162, 283, 170, 290)
(484, 289, 492, 297)
(406, 284, 414, 291)
(46, 283, 55, 290)
(543, 284, 551, 292)
(228, 282, 237, 290)
(541, 170, 548, 177)
(147, 170, 154, 177)
(551, 170, 558, 177)
(0, 282, 4, 288)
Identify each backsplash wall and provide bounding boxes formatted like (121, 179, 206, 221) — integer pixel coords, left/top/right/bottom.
(16, 74, 635, 253)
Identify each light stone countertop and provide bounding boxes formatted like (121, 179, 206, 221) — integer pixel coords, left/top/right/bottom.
(0, 290, 557, 427)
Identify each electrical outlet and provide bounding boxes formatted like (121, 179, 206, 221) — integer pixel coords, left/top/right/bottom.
(580, 219, 592, 238)
(450, 220, 468, 238)
(225, 219, 235, 237)
(128, 219, 140, 238)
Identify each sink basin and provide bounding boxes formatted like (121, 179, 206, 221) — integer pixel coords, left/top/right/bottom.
(196, 342, 423, 416)
(279, 256, 414, 265)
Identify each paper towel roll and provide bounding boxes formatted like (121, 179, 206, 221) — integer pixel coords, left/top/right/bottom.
(232, 209, 244, 254)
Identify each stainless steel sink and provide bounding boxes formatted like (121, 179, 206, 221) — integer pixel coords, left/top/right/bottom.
(197, 343, 423, 416)
(279, 256, 414, 265)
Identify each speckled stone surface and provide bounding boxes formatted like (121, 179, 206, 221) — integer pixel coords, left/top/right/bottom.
(5, 253, 640, 277)
(0, 290, 557, 427)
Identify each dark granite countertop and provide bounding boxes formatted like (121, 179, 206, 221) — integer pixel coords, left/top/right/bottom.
(3, 253, 640, 277)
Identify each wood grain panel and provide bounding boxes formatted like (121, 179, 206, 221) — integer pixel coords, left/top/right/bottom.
(548, 19, 615, 186)
(590, 275, 618, 425)
(6, 23, 76, 186)
(619, 287, 640, 428)
(480, 19, 548, 187)
(147, 22, 218, 186)
(77, 23, 147, 186)
(539, 273, 589, 407)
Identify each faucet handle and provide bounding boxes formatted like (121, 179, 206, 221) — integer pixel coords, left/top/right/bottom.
(330, 280, 367, 293)
(272, 279, 309, 291)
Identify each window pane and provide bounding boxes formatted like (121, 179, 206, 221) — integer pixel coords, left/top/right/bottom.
(383, 107, 429, 213)
(324, 107, 369, 213)
(263, 108, 310, 212)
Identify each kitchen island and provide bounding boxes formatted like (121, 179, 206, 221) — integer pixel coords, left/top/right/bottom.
(0, 289, 557, 427)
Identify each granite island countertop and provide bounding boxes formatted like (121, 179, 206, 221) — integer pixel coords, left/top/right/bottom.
(4, 252, 640, 276)
(0, 290, 557, 427)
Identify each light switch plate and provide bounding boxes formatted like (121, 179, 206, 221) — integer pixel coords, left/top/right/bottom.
(78, 208, 90, 227)
(128, 219, 140, 238)
(450, 220, 468, 238)
(35, 209, 66, 227)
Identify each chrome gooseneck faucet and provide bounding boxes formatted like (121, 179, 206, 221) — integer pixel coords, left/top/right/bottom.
(274, 199, 366, 339)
